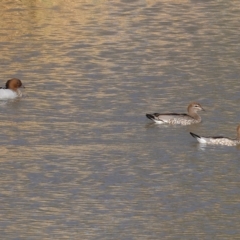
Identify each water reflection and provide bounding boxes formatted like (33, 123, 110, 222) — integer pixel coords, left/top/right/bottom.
(0, 0, 240, 239)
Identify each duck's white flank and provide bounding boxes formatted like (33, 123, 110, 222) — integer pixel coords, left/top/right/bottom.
(0, 89, 18, 99)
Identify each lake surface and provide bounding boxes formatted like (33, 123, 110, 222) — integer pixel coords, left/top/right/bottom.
(0, 0, 240, 239)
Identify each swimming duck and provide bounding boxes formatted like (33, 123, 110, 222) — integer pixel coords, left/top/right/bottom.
(0, 78, 24, 99)
(146, 102, 204, 125)
(190, 125, 240, 146)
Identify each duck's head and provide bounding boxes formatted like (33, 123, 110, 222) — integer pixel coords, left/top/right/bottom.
(5, 78, 24, 91)
(236, 124, 240, 140)
(188, 102, 205, 113)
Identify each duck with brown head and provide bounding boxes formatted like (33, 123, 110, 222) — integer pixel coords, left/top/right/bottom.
(0, 78, 25, 99)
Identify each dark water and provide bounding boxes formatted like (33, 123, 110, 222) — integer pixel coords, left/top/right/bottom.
(0, 0, 240, 239)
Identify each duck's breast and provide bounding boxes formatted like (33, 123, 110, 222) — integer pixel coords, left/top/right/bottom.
(0, 89, 18, 99)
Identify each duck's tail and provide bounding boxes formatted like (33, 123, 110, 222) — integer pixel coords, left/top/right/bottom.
(146, 114, 155, 120)
(190, 132, 201, 139)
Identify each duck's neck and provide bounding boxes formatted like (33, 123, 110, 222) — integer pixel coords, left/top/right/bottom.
(237, 132, 240, 141)
(188, 111, 201, 121)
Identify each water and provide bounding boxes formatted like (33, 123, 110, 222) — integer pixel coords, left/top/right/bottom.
(0, 0, 240, 239)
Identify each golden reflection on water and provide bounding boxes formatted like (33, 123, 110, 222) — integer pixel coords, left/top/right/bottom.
(0, 0, 107, 41)
(0, 0, 240, 239)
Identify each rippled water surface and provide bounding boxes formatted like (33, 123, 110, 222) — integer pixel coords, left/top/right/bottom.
(0, 0, 240, 239)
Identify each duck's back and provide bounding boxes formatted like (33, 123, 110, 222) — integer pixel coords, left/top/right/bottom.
(206, 137, 239, 146)
(148, 113, 198, 125)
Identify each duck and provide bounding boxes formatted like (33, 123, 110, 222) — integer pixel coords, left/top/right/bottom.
(190, 125, 240, 146)
(146, 102, 204, 125)
(0, 78, 24, 99)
